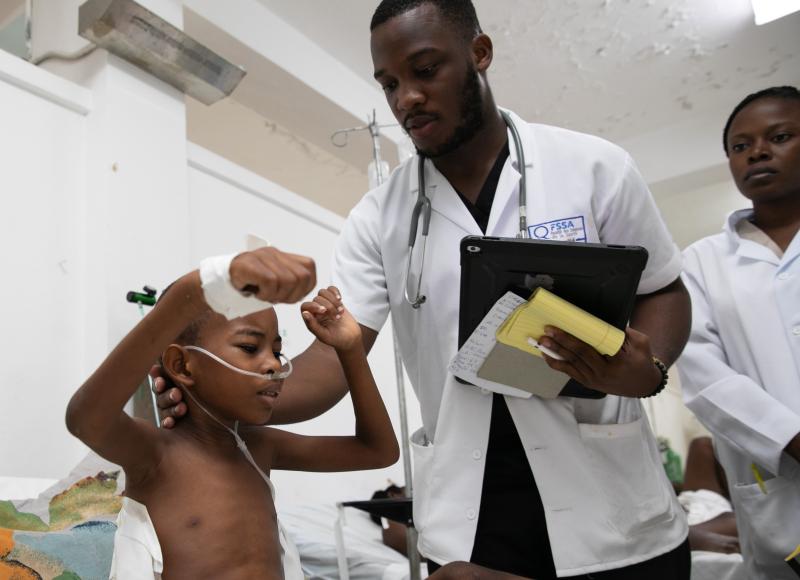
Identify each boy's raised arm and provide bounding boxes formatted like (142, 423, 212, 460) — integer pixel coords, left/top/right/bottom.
(66, 271, 207, 472)
(267, 287, 400, 472)
(66, 247, 317, 474)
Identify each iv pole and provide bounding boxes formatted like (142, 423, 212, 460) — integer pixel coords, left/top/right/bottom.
(332, 111, 422, 580)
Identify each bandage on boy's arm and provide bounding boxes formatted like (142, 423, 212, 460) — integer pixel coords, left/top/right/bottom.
(66, 272, 208, 475)
(201, 234, 316, 319)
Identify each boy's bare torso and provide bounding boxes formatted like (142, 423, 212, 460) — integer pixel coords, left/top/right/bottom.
(126, 427, 284, 580)
(66, 271, 397, 578)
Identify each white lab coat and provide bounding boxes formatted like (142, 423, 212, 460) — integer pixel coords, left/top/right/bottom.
(679, 209, 800, 580)
(332, 110, 688, 576)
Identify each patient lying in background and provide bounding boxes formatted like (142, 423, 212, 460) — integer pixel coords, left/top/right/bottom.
(66, 247, 399, 579)
(680, 437, 740, 555)
(369, 484, 413, 557)
(368, 485, 553, 579)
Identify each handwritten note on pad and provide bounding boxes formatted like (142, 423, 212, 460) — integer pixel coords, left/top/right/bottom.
(449, 292, 532, 398)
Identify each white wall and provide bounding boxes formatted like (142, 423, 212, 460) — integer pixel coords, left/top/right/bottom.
(0, 50, 90, 480)
(0, 0, 195, 481)
(0, 45, 195, 479)
(655, 179, 747, 250)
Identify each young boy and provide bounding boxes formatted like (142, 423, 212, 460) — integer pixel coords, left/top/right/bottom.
(66, 247, 400, 579)
(679, 86, 800, 580)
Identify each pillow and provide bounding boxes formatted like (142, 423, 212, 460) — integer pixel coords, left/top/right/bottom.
(0, 452, 123, 579)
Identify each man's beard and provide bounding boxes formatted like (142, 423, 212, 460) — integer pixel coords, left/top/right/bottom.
(415, 65, 484, 159)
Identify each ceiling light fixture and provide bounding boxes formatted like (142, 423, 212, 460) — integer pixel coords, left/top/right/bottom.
(750, 0, 800, 24)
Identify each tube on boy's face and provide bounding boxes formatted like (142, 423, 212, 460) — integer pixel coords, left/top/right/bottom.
(162, 307, 288, 426)
(184, 346, 293, 381)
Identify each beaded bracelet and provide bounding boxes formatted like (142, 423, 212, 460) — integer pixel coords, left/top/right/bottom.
(642, 356, 669, 398)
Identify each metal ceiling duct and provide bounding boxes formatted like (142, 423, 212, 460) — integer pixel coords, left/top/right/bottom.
(78, 0, 246, 105)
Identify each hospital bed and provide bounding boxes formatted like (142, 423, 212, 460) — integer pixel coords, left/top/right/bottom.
(0, 452, 426, 579)
(2, 456, 748, 580)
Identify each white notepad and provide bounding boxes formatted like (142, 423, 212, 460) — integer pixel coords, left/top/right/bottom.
(448, 292, 533, 398)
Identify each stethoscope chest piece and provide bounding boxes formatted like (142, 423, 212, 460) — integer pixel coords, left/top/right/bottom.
(404, 155, 432, 309)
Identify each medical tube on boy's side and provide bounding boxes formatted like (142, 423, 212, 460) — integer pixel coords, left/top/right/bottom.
(497, 287, 626, 358)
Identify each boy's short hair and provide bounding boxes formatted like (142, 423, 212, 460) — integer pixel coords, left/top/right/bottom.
(723, 85, 800, 155)
(158, 282, 213, 346)
(370, 0, 482, 42)
(155, 283, 214, 387)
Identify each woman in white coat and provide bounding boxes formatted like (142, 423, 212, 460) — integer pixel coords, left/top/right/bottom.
(679, 86, 800, 580)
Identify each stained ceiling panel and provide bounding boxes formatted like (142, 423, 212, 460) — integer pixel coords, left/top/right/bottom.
(258, 0, 800, 141)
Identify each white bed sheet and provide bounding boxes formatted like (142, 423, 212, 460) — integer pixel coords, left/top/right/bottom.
(0, 475, 58, 501)
(691, 551, 746, 580)
(277, 499, 426, 580)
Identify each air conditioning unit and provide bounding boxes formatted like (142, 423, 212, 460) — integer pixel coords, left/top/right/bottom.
(78, 0, 246, 104)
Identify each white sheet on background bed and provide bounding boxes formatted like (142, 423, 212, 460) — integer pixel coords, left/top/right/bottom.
(276, 499, 426, 580)
(277, 498, 744, 580)
(0, 476, 58, 501)
(680, 489, 745, 580)
(691, 551, 746, 580)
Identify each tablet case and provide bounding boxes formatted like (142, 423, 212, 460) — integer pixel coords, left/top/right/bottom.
(458, 236, 649, 399)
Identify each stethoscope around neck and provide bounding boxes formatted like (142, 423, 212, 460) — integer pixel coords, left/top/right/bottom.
(403, 110, 531, 309)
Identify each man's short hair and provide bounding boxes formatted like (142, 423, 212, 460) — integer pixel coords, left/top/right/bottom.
(370, 0, 482, 42)
(723, 86, 800, 155)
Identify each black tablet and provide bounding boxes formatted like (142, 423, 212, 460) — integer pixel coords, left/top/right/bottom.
(458, 236, 649, 399)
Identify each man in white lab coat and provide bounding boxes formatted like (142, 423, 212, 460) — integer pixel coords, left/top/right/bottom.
(679, 85, 800, 580)
(158, 1, 692, 577)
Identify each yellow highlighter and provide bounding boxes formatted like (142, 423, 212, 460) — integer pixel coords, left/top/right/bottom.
(496, 287, 626, 358)
(786, 543, 800, 576)
(751, 462, 768, 495)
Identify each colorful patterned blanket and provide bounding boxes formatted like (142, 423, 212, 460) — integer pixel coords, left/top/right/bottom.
(0, 457, 123, 580)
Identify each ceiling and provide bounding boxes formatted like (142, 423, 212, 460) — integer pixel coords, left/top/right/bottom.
(258, 0, 800, 143)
